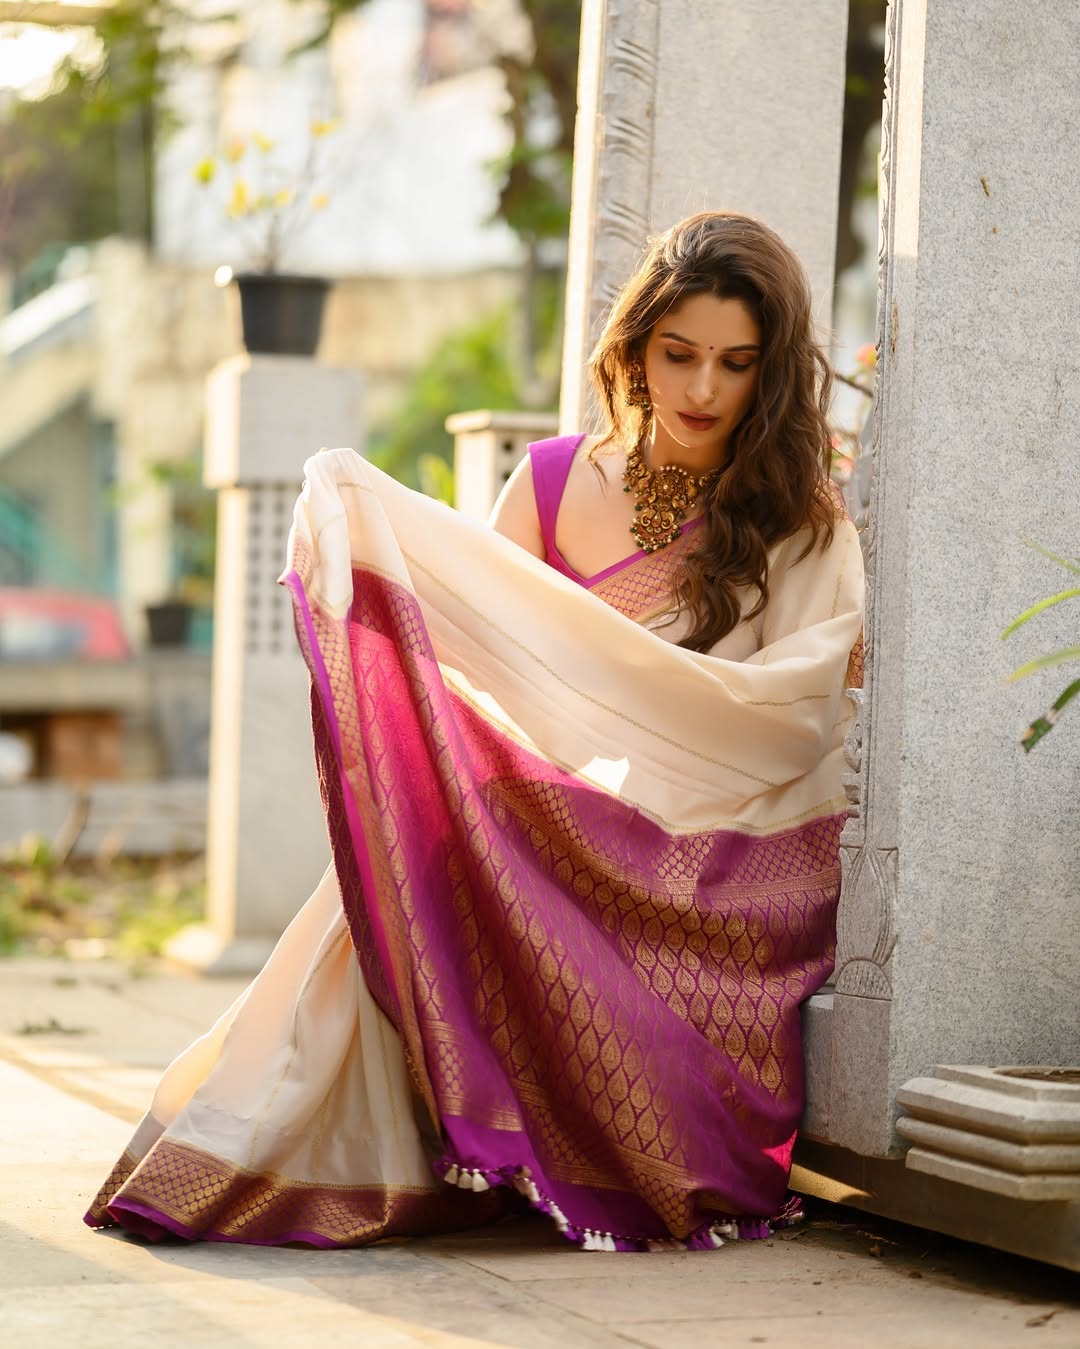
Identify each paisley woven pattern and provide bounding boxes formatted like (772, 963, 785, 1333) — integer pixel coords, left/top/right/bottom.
(588, 527, 701, 622)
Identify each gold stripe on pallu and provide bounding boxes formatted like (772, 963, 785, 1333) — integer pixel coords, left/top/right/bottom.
(406, 554, 793, 786)
(448, 677, 849, 837)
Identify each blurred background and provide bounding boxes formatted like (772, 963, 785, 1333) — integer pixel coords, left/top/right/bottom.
(0, 0, 883, 960)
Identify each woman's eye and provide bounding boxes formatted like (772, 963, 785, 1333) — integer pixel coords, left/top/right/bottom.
(664, 351, 692, 363)
(725, 361, 754, 373)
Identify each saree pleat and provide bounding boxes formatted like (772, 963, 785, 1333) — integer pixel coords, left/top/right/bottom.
(88, 448, 863, 1251)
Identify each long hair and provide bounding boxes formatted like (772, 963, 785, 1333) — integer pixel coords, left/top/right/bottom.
(588, 211, 837, 652)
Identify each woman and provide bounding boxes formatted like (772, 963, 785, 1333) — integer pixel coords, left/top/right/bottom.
(87, 212, 863, 1252)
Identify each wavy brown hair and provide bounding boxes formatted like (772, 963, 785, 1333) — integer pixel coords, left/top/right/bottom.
(588, 211, 837, 652)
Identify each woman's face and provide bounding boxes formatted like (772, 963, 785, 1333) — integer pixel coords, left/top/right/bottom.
(641, 292, 762, 468)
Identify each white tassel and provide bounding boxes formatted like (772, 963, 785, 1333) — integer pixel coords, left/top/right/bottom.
(444, 1165, 459, 1185)
(708, 1231, 726, 1249)
(457, 1170, 475, 1190)
(471, 1173, 491, 1192)
(602, 1234, 617, 1252)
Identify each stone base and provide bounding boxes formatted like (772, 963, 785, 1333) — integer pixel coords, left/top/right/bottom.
(792, 1137, 1080, 1273)
(904, 1143, 1080, 1202)
(896, 1065, 1080, 1202)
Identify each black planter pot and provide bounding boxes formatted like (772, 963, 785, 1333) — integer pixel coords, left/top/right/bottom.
(234, 273, 330, 356)
(145, 600, 193, 648)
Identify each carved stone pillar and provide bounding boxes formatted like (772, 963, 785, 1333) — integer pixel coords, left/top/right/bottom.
(560, 0, 851, 430)
(824, 0, 1080, 1165)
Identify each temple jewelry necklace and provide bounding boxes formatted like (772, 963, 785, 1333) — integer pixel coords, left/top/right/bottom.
(622, 446, 711, 553)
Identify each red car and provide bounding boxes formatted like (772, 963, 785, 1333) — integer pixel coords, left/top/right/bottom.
(0, 588, 131, 661)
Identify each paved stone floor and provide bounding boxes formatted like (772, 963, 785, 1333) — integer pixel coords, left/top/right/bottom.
(1, 958, 1077, 1347)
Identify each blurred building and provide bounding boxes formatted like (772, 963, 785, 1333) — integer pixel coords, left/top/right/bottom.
(0, 0, 544, 847)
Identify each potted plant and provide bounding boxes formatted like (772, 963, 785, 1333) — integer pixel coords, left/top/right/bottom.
(139, 454, 217, 649)
(193, 120, 339, 356)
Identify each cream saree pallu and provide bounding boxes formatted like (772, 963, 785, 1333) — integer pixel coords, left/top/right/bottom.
(88, 447, 863, 1251)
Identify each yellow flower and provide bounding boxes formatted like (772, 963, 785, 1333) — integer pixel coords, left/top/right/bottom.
(253, 132, 275, 153)
(310, 118, 341, 138)
(193, 157, 216, 185)
(226, 179, 251, 217)
(225, 138, 246, 163)
(311, 192, 330, 210)
(273, 189, 294, 208)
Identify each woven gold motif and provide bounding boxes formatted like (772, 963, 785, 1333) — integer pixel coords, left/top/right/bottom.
(85, 1149, 138, 1226)
(95, 1138, 499, 1244)
(589, 526, 701, 623)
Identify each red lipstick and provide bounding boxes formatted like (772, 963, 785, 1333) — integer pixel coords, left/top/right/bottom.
(678, 412, 718, 432)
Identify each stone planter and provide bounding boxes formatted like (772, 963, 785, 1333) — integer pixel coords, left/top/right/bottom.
(234, 274, 330, 357)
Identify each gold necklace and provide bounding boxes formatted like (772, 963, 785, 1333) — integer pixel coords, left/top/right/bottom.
(621, 446, 711, 552)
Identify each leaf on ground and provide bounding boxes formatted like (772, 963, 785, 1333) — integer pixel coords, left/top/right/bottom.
(15, 1016, 88, 1036)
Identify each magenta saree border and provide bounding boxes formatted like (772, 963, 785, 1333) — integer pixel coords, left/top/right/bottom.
(91, 1138, 500, 1247)
(282, 568, 404, 1026)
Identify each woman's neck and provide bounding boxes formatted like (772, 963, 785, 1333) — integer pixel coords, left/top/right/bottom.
(645, 427, 730, 477)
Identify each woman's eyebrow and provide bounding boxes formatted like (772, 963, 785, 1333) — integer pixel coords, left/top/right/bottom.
(658, 330, 761, 352)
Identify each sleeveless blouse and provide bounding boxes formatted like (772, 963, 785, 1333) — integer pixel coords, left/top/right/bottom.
(528, 433, 703, 589)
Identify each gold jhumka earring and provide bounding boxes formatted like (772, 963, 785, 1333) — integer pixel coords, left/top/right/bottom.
(624, 360, 651, 409)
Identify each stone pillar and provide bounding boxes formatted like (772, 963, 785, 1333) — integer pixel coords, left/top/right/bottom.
(446, 410, 559, 521)
(560, 0, 850, 430)
(176, 354, 364, 973)
(827, 0, 1080, 1165)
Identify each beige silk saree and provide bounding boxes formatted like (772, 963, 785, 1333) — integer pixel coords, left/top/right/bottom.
(87, 444, 864, 1252)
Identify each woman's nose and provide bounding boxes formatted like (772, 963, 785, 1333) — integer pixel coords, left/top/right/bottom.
(686, 363, 718, 407)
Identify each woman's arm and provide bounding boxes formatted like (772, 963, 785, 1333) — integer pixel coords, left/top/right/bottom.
(488, 454, 545, 561)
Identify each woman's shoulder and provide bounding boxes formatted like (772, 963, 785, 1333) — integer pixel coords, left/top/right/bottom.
(527, 432, 590, 467)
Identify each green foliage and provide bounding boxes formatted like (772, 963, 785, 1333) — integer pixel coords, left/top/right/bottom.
(50, 1, 184, 131)
(0, 842, 204, 959)
(490, 61, 574, 245)
(416, 454, 456, 507)
(0, 82, 122, 272)
(114, 454, 217, 606)
(1002, 539, 1080, 750)
(366, 308, 524, 489)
